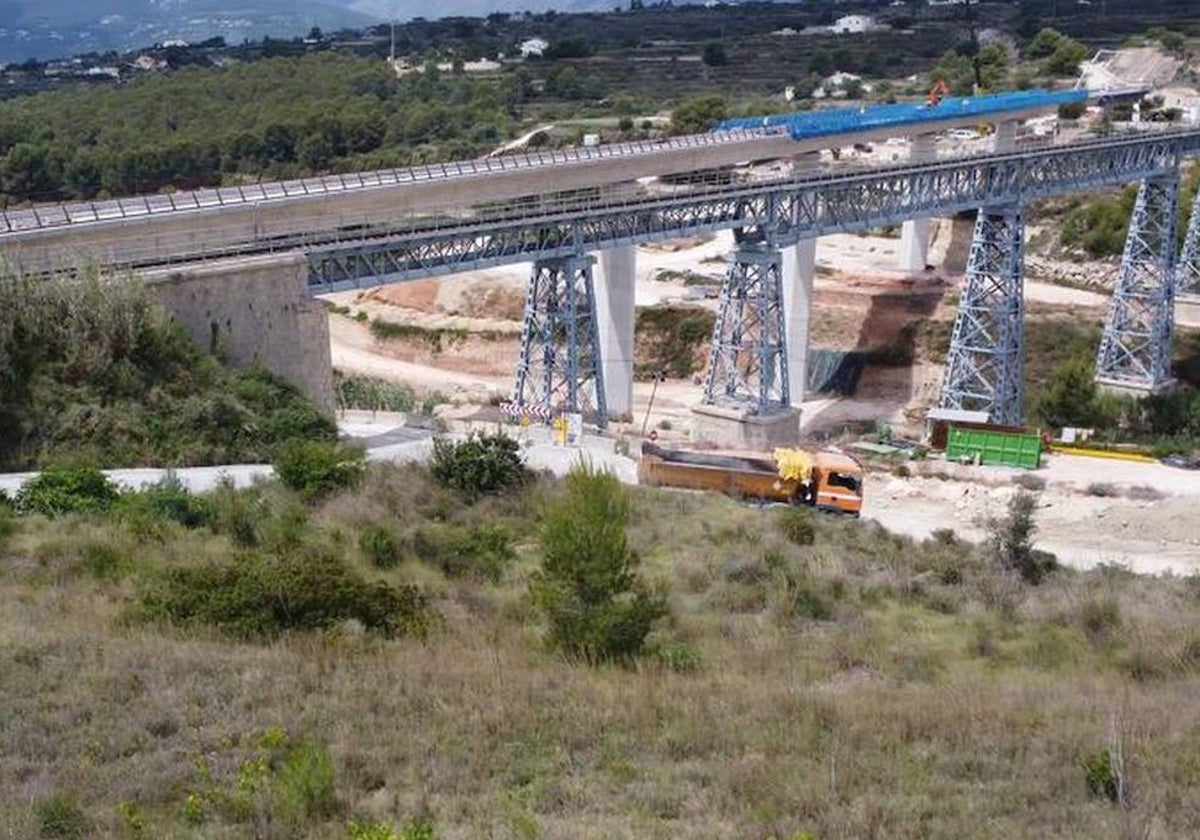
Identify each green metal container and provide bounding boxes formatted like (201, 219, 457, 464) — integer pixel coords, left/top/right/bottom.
(946, 425, 1041, 470)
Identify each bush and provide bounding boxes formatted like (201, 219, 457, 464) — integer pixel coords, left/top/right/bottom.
(35, 792, 88, 838)
(777, 507, 816, 546)
(336, 374, 416, 413)
(656, 641, 702, 673)
(118, 474, 215, 530)
(16, 466, 119, 516)
(1013, 473, 1047, 491)
(530, 463, 667, 665)
(134, 551, 433, 640)
(1078, 597, 1122, 647)
(987, 490, 1055, 585)
(349, 819, 436, 840)
(1081, 749, 1121, 803)
(275, 741, 339, 822)
(272, 439, 366, 500)
(360, 524, 403, 569)
(412, 522, 515, 583)
(429, 433, 525, 502)
(0, 505, 15, 550)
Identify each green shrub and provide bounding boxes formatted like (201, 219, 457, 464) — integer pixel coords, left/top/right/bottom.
(360, 524, 404, 569)
(412, 522, 515, 582)
(211, 484, 266, 548)
(1081, 749, 1121, 803)
(429, 433, 525, 502)
(1078, 597, 1122, 647)
(336, 374, 417, 413)
(272, 439, 366, 500)
(0, 505, 16, 550)
(775, 572, 832, 622)
(349, 822, 400, 840)
(777, 507, 816, 546)
(118, 474, 215, 530)
(275, 741, 339, 822)
(656, 641, 702, 673)
(530, 463, 667, 665)
(16, 466, 119, 517)
(35, 792, 88, 839)
(987, 490, 1055, 585)
(80, 541, 135, 581)
(134, 551, 433, 640)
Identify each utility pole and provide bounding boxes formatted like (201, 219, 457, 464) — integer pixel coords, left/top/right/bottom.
(389, 21, 395, 63)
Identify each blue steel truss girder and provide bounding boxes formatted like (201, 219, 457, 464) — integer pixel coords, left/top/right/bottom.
(514, 254, 607, 427)
(307, 131, 1198, 293)
(1097, 174, 1180, 391)
(938, 204, 1026, 425)
(702, 243, 790, 414)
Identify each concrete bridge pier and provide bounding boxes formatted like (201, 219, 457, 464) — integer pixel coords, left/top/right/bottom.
(139, 253, 335, 414)
(595, 245, 637, 422)
(781, 151, 820, 409)
(781, 239, 816, 408)
(994, 119, 1018, 154)
(899, 133, 937, 273)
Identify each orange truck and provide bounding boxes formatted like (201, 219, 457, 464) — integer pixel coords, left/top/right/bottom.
(638, 442, 864, 516)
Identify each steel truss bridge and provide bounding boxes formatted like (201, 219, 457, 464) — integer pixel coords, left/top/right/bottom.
(296, 128, 1200, 427)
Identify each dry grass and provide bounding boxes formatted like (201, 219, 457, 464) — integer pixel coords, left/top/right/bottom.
(2, 467, 1200, 838)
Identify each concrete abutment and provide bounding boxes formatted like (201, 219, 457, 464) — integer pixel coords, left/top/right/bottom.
(139, 253, 335, 414)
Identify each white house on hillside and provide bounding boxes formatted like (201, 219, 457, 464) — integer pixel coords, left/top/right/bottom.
(519, 37, 548, 58)
(831, 15, 876, 34)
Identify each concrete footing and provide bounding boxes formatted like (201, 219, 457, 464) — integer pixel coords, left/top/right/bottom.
(1095, 378, 1176, 399)
(1176, 292, 1200, 327)
(691, 404, 801, 451)
(139, 253, 335, 413)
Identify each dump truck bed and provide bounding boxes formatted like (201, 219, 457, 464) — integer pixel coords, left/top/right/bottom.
(638, 442, 864, 514)
(639, 447, 798, 503)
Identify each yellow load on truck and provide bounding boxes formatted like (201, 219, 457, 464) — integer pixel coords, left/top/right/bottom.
(638, 442, 863, 516)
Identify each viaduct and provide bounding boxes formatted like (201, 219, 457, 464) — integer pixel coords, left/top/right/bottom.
(4, 89, 1197, 445)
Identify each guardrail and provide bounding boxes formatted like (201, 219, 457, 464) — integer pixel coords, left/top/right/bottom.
(0, 128, 781, 235)
(31, 125, 1193, 276)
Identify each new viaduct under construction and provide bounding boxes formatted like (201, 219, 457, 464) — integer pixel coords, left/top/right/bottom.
(4, 88, 1199, 444)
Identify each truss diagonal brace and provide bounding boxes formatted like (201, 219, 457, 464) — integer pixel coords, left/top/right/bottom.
(1096, 173, 1180, 393)
(514, 254, 608, 426)
(937, 204, 1026, 425)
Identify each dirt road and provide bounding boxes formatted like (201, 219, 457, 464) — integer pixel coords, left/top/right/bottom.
(864, 455, 1200, 575)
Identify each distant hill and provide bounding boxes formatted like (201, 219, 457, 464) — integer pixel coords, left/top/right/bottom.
(348, 0, 613, 17)
(0, 0, 379, 62)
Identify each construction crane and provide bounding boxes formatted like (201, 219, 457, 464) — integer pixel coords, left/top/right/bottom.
(927, 79, 950, 107)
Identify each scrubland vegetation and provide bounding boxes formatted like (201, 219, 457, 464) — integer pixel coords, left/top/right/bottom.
(4, 439, 1200, 838)
(0, 270, 333, 469)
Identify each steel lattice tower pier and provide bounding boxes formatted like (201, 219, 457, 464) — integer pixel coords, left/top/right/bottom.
(1096, 174, 1180, 392)
(702, 242, 790, 414)
(514, 254, 607, 425)
(1176, 184, 1200, 294)
(938, 205, 1026, 425)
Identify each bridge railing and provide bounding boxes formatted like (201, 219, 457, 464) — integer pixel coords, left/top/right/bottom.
(0, 128, 782, 235)
(17, 125, 1181, 274)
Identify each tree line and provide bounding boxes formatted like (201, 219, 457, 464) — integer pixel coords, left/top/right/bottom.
(0, 53, 524, 205)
